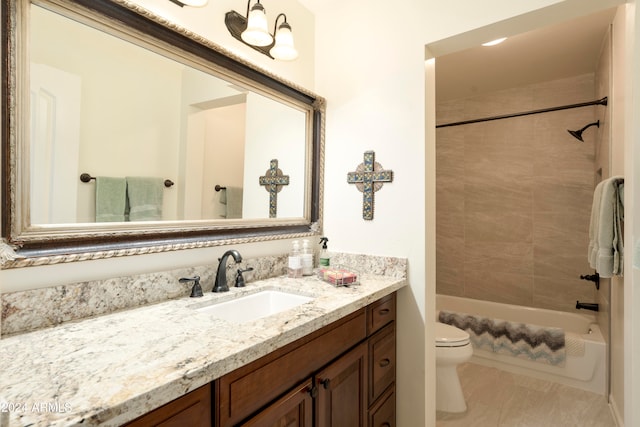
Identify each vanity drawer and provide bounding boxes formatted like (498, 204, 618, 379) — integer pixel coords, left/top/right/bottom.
(367, 293, 396, 335)
(368, 385, 395, 427)
(369, 322, 396, 405)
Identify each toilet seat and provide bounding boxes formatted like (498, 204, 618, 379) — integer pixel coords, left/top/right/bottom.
(435, 322, 470, 347)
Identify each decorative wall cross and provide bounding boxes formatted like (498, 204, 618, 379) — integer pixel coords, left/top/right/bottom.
(347, 151, 393, 220)
(259, 159, 290, 218)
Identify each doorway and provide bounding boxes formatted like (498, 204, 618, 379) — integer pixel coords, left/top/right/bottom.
(426, 4, 628, 426)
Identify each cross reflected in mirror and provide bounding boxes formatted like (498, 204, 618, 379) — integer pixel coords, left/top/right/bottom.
(259, 159, 290, 218)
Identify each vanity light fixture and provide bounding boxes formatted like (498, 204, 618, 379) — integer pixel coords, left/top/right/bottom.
(270, 14, 298, 60)
(168, 0, 209, 7)
(225, 0, 299, 60)
(242, 0, 273, 46)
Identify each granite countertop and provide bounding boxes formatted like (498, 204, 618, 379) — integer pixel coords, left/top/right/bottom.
(0, 273, 406, 427)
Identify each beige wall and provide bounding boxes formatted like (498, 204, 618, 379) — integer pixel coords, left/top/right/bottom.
(609, 5, 629, 424)
(436, 74, 600, 312)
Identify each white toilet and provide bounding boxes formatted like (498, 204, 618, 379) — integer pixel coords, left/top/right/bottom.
(435, 322, 473, 413)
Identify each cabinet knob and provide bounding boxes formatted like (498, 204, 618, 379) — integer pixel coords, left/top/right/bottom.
(307, 386, 318, 398)
(379, 358, 391, 368)
(319, 378, 331, 389)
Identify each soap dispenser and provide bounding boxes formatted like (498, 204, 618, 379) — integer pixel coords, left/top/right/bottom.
(288, 240, 302, 278)
(319, 237, 330, 267)
(301, 239, 314, 276)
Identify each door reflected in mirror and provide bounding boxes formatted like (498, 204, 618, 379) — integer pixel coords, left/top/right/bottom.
(29, 4, 307, 224)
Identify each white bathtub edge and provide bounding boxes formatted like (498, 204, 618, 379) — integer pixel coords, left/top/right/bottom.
(469, 349, 606, 395)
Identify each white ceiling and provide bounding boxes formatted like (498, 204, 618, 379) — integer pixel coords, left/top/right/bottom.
(436, 8, 617, 102)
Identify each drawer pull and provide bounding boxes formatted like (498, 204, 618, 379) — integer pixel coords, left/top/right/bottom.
(319, 378, 331, 389)
(378, 308, 390, 315)
(379, 358, 391, 368)
(381, 423, 391, 427)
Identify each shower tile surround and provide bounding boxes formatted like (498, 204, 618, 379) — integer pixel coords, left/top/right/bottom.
(436, 74, 600, 312)
(1, 252, 406, 337)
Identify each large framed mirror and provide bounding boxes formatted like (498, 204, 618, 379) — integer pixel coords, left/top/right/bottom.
(1, 0, 324, 268)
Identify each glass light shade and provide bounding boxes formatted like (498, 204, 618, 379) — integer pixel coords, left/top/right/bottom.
(241, 3, 273, 47)
(270, 24, 298, 61)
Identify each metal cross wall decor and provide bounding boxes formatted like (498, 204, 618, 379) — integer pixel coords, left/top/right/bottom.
(259, 159, 290, 218)
(347, 151, 393, 220)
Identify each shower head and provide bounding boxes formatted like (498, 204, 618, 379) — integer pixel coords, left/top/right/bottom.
(567, 120, 600, 142)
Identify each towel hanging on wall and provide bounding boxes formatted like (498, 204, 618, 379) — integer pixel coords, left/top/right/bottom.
(95, 177, 127, 222)
(588, 176, 624, 277)
(219, 186, 243, 219)
(126, 176, 164, 221)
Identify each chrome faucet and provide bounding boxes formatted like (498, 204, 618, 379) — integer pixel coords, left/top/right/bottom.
(213, 250, 243, 292)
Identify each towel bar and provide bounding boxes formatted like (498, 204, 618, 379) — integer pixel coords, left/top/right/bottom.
(80, 173, 174, 188)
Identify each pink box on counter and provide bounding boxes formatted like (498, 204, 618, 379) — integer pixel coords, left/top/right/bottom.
(317, 267, 359, 286)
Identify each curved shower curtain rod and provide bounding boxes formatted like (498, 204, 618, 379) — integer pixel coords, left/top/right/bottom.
(436, 96, 608, 129)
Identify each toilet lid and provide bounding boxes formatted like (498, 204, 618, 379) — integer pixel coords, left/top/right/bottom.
(435, 322, 470, 347)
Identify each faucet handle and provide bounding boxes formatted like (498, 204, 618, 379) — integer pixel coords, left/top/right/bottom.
(179, 276, 203, 298)
(235, 267, 254, 288)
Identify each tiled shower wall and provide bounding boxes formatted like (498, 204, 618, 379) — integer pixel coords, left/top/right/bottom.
(436, 74, 601, 313)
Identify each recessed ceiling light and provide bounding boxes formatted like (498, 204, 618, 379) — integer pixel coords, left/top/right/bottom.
(482, 37, 507, 47)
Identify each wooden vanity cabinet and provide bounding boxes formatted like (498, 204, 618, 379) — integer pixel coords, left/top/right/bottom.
(240, 379, 314, 426)
(238, 341, 368, 427)
(124, 383, 212, 427)
(315, 341, 368, 426)
(125, 293, 396, 427)
(216, 292, 397, 427)
(216, 308, 368, 426)
(367, 295, 397, 427)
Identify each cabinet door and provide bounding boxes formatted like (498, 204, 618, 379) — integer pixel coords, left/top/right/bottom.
(124, 384, 211, 427)
(240, 379, 313, 427)
(315, 342, 367, 427)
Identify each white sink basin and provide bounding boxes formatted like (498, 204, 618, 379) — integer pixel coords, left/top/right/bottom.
(195, 290, 314, 323)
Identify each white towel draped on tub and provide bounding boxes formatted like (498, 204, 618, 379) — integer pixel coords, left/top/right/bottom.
(588, 176, 624, 277)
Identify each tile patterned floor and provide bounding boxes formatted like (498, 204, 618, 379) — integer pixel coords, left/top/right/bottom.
(436, 363, 617, 427)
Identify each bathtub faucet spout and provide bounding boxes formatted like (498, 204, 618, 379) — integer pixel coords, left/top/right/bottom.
(576, 301, 599, 312)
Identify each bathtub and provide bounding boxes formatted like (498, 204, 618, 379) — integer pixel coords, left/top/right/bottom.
(436, 294, 606, 395)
